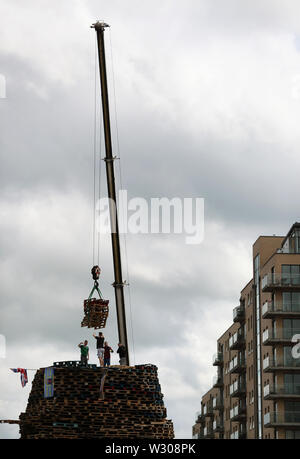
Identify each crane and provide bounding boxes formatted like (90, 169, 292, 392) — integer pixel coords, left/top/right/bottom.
(91, 21, 129, 366)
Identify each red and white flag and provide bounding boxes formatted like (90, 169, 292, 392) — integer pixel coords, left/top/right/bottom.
(10, 368, 28, 387)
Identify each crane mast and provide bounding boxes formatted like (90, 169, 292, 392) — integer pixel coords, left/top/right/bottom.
(91, 21, 129, 366)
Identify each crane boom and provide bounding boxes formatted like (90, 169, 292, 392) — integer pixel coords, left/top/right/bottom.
(91, 21, 129, 366)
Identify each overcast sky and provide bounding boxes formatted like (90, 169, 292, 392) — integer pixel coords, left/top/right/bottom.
(1, 0, 300, 439)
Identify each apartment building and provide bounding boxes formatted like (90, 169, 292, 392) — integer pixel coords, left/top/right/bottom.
(193, 222, 300, 439)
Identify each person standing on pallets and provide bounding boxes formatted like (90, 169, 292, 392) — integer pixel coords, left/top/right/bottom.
(78, 340, 89, 366)
(93, 331, 105, 367)
(117, 343, 126, 366)
(103, 341, 114, 367)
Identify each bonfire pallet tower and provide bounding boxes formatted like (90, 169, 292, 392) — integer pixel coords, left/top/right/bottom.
(91, 21, 129, 366)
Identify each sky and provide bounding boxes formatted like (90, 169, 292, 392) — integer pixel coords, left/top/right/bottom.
(1, 0, 300, 439)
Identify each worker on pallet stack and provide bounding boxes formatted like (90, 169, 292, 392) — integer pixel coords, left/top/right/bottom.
(103, 341, 114, 367)
(93, 331, 105, 367)
(117, 343, 126, 366)
(78, 340, 89, 366)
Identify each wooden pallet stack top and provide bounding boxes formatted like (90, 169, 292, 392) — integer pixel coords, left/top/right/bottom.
(19, 363, 174, 439)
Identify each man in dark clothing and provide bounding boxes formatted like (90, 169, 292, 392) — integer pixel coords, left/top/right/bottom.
(117, 343, 126, 366)
(93, 332, 105, 366)
(103, 341, 114, 367)
(78, 340, 89, 366)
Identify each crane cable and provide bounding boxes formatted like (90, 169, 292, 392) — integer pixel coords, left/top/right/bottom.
(109, 29, 136, 365)
(92, 33, 103, 268)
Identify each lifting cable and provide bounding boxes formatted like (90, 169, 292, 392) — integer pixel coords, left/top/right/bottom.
(92, 34, 103, 268)
(109, 29, 136, 365)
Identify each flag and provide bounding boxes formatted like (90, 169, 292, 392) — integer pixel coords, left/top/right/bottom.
(10, 368, 28, 387)
(44, 367, 54, 398)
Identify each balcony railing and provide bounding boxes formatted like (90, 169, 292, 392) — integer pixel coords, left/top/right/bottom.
(264, 411, 300, 426)
(203, 426, 214, 438)
(212, 396, 224, 411)
(230, 404, 246, 421)
(213, 375, 224, 388)
(229, 355, 246, 374)
(264, 383, 300, 399)
(195, 410, 206, 423)
(213, 420, 224, 432)
(204, 402, 214, 416)
(262, 273, 300, 291)
(262, 327, 300, 345)
(233, 305, 245, 323)
(230, 428, 247, 439)
(213, 352, 223, 366)
(263, 356, 300, 372)
(230, 380, 246, 398)
(229, 330, 246, 350)
(262, 300, 300, 318)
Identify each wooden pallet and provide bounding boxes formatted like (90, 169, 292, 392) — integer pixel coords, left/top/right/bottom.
(0, 420, 20, 425)
(81, 298, 109, 329)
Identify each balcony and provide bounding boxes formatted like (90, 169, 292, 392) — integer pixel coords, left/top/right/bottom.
(262, 327, 300, 346)
(213, 420, 224, 433)
(203, 402, 214, 417)
(264, 411, 300, 427)
(264, 383, 300, 400)
(233, 305, 245, 324)
(262, 273, 300, 292)
(213, 352, 223, 366)
(263, 356, 300, 372)
(230, 428, 247, 439)
(229, 355, 246, 374)
(230, 403, 246, 422)
(212, 396, 224, 412)
(213, 375, 224, 389)
(195, 411, 206, 424)
(230, 380, 246, 398)
(262, 300, 300, 319)
(229, 330, 246, 351)
(203, 426, 214, 439)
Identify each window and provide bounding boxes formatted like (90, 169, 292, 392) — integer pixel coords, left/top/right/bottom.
(284, 375, 300, 396)
(283, 292, 300, 312)
(283, 319, 300, 339)
(284, 346, 300, 367)
(285, 400, 300, 422)
(287, 229, 300, 254)
(282, 265, 300, 285)
(286, 430, 300, 439)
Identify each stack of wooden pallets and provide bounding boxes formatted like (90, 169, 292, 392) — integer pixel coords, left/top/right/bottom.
(19, 363, 174, 439)
(81, 298, 109, 329)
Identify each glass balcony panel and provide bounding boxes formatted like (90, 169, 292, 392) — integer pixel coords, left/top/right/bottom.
(264, 412, 270, 425)
(263, 356, 269, 369)
(262, 273, 300, 289)
(264, 385, 270, 397)
(262, 329, 269, 342)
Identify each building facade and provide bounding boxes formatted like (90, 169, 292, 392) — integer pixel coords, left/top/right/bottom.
(193, 223, 300, 439)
